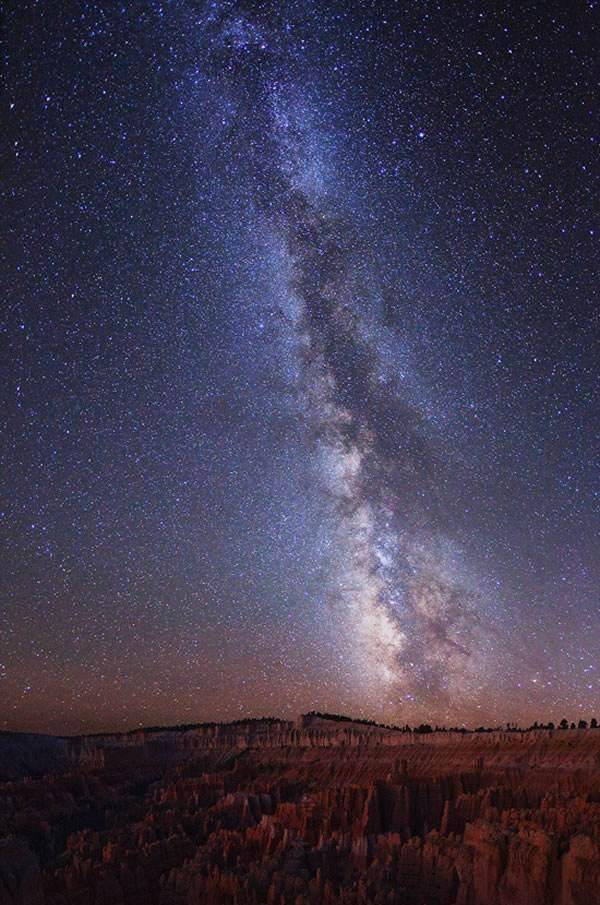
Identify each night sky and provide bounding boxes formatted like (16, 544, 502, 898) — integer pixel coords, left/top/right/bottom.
(2, 1, 598, 734)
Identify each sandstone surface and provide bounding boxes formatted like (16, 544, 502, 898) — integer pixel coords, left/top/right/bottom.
(0, 716, 598, 904)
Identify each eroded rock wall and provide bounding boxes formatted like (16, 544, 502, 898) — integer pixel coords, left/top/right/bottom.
(0, 719, 598, 905)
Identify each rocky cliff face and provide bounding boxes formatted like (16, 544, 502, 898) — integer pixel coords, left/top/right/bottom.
(0, 717, 598, 905)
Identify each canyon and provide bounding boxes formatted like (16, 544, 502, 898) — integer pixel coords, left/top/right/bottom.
(0, 715, 598, 905)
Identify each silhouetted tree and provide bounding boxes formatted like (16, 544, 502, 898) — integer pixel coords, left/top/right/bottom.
(578, 720, 588, 729)
(570, 722, 576, 730)
(559, 718, 569, 730)
(591, 718, 598, 729)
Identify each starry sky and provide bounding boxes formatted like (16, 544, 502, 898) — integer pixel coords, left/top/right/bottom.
(2, 0, 598, 734)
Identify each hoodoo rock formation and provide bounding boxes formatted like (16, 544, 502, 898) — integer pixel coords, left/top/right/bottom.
(0, 715, 598, 905)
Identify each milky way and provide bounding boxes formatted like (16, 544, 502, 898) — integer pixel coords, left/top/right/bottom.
(2, 1, 598, 732)
(253, 79, 488, 713)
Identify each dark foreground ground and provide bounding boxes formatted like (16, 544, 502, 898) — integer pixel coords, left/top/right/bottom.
(0, 715, 599, 905)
